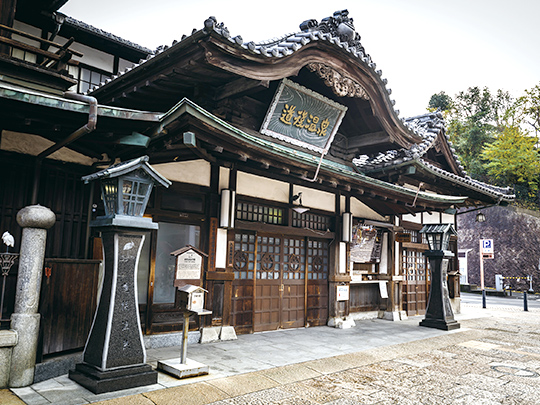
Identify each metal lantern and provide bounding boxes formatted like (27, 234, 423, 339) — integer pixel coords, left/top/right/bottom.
(420, 223, 457, 251)
(82, 156, 171, 228)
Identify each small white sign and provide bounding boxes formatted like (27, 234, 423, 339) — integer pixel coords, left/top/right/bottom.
(176, 251, 203, 280)
(481, 239, 494, 254)
(379, 281, 388, 299)
(337, 285, 350, 301)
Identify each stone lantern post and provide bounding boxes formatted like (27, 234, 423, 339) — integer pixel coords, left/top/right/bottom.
(69, 156, 171, 394)
(419, 224, 460, 331)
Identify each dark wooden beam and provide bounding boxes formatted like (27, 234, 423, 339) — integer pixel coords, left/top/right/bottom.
(214, 78, 269, 101)
(348, 131, 387, 149)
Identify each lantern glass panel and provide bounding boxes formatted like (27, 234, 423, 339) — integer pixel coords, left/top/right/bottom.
(102, 179, 118, 216)
(121, 179, 151, 216)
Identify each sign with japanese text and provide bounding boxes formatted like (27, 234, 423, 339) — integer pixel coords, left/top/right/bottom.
(260, 78, 348, 154)
(337, 285, 350, 301)
(175, 250, 203, 281)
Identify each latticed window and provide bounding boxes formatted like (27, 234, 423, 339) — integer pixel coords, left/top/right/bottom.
(68, 65, 111, 93)
(283, 238, 305, 280)
(402, 229, 428, 244)
(401, 250, 429, 282)
(236, 202, 284, 224)
(233, 233, 256, 280)
(256, 235, 281, 280)
(292, 211, 331, 231)
(307, 239, 329, 280)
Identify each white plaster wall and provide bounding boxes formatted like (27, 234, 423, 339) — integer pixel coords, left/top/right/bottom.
(237, 172, 289, 203)
(56, 36, 114, 73)
(423, 211, 442, 224)
(0, 130, 95, 165)
(350, 197, 385, 220)
(153, 160, 211, 186)
(118, 58, 135, 73)
(401, 213, 421, 224)
(293, 185, 335, 212)
(441, 212, 455, 224)
(219, 167, 230, 192)
(12, 21, 41, 47)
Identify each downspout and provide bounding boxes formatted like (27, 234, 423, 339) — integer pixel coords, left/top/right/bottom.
(30, 92, 98, 204)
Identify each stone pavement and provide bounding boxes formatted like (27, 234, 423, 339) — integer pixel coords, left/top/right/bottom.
(5, 300, 540, 404)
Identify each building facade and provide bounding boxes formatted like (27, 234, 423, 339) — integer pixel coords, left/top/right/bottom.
(0, 2, 513, 365)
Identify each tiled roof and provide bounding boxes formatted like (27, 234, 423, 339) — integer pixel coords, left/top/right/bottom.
(87, 10, 400, 113)
(353, 111, 514, 202)
(353, 112, 461, 172)
(64, 16, 153, 55)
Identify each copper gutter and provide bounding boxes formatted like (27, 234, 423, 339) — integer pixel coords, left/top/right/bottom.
(30, 92, 98, 204)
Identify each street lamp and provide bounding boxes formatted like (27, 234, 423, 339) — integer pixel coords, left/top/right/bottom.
(70, 156, 171, 394)
(419, 224, 460, 331)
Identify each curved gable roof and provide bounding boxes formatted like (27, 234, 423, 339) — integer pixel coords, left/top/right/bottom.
(88, 10, 421, 148)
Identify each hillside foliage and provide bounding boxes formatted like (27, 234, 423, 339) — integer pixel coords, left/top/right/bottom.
(428, 84, 540, 209)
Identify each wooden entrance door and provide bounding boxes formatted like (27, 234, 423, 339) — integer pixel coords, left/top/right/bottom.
(254, 235, 305, 332)
(402, 249, 428, 316)
(231, 232, 329, 333)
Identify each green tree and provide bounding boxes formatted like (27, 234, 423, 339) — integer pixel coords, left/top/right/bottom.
(444, 87, 501, 180)
(514, 83, 540, 145)
(428, 91, 452, 112)
(481, 125, 540, 197)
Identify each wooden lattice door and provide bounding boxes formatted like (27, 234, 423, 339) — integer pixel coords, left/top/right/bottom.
(254, 235, 305, 332)
(306, 238, 329, 326)
(401, 249, 428, 316)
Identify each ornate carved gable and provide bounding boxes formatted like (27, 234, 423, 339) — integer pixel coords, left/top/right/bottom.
(307, 63, 369, 99)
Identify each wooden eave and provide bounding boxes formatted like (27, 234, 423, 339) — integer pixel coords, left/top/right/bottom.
(90, 29, 421, 150)
(141, 98, 466, 216)
(0, 82, 161, 159)
(201, 35, 421, 150)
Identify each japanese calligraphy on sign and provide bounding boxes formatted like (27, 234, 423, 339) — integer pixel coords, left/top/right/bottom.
(260, 78, 348, 154)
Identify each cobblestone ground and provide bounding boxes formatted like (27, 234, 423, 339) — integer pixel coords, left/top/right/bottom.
(199, 314, 540, 405)
(7, 306, 540, 405)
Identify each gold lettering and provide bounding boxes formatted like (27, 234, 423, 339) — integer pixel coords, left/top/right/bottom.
(279, 104, 296, 125)
(305, 115, 320, 133)
(317, 118, 330, 137)
(293, 110, 308, 127)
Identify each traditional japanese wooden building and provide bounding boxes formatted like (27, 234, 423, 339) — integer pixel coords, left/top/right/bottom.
(0, 2, 513, 366)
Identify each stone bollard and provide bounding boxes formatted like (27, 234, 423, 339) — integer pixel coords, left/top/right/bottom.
(9, 205, 55, 387)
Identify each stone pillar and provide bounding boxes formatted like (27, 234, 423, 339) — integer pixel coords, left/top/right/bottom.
(9, 205, 55, 387)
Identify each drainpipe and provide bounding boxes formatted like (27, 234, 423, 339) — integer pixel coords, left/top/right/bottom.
(30, 92, 98, 204)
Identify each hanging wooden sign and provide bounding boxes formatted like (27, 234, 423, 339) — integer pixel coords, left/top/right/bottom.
(260, 78, 348, 154)
(395, 232, 411, 243)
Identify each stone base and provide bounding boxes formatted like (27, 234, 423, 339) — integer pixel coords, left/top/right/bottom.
(0, 330, 17, 388)
(200, 327, 220, 343)
(157, 358, 209, 379)
(68, 362, 157, 394)
(379, 311, 407, 321)
(419, 318, 460, 331)
(219, 326, 237, 341)
(327, 316, 356, 329)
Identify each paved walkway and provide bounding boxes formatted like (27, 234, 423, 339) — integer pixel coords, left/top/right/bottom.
(5, 300, 540, 404)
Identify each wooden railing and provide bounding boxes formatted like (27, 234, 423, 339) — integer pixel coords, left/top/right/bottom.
(0, 23, 82, 72)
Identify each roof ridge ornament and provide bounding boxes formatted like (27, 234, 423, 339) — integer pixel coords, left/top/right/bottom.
(300, 10, 366, 55)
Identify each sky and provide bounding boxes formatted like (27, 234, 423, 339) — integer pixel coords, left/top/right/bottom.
(59, 0, 539, 118)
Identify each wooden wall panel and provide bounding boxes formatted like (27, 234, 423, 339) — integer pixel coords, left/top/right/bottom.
(39, 259, 101, 356)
